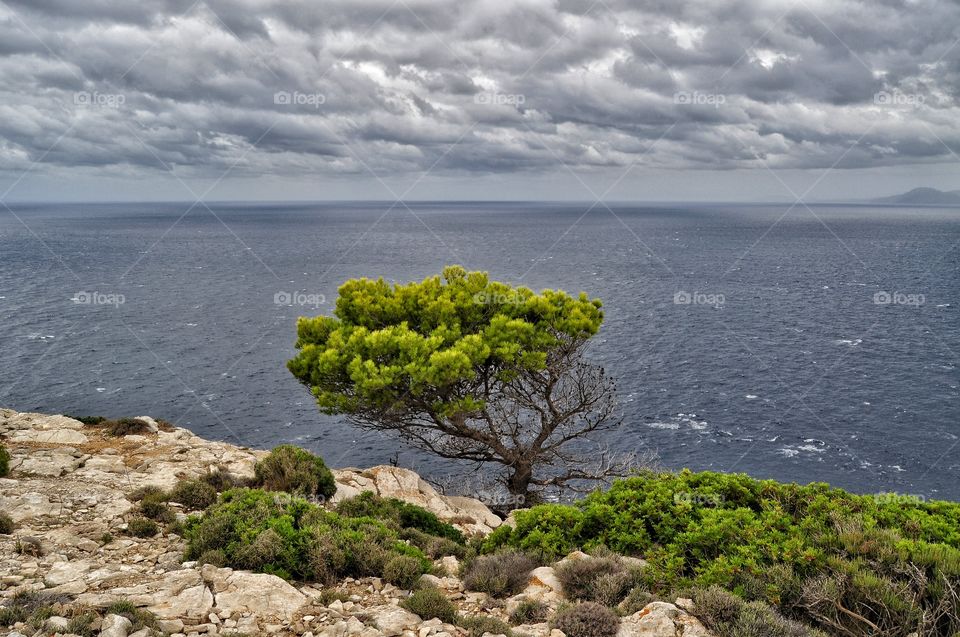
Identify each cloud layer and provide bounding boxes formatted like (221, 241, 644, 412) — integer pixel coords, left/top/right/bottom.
(0, 0, 958, 190)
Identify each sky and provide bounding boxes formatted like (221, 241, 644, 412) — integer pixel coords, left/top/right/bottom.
(0, 0, 958, 202)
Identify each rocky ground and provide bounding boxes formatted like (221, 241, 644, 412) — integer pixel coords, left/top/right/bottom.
(0, 409, 713, 637)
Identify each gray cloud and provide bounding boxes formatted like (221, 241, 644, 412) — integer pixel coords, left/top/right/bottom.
(0, 0, 957, 192)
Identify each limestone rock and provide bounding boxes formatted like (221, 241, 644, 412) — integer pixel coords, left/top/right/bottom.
(213, 571, 307, 621)
(617, 602, 714, 637)
(333, 465, 501, 535)
(100, 613, 133, 637)
(373, 605, 421, 635)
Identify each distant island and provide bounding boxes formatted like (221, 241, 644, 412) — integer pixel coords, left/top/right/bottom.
(873, 187, 960, 205)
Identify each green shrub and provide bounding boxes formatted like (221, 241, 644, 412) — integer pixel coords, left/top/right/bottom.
(400, 527, 467, 558)
(0, 591, 69, 627)
(509, 599, 548, 624)
(104, 600, 157, 631)
(337, 491, 464, 542)
(555, 554, 634, 605)
(234, 528, 287, 571)
(0, 444, 9, 477)
(317, 589, 350, 606)
(69, 414, 106, 426)
(128, 484, 166, 502)
(0, 512, 14, 535)
(401, 586, 457, 623)
(694, 586, 827, 637)
(383, 555, 424, 589)
(103, 417, 153, 436)
(201, 467, 238, 491)
(197, 549, 227, 567)
(126, 517, 159, 537)
(486, 470, 960, 636)
(66, 612, 96, 637)
(169, 479, 217, 510)
(183, 488, 428, 583)
(462, 550, 537, 598)
(253, 445, 336, 499)
(550, 602, 619, 637)
(100, 532, 113, 544)
(458, 614, 514, 636)
(619, 586, 658, 614)
(139, 492, 175, 522)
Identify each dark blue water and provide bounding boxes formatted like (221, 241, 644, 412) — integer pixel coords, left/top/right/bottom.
(1, 202, 958, 498)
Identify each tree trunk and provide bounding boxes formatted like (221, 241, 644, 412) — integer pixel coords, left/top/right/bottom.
(506, 461, 533, 504)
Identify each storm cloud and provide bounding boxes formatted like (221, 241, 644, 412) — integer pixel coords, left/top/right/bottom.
(0, 0, 957, 195)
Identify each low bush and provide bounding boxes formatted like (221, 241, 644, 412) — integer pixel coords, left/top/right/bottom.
(0, 591, 69, 627)
(555, 554, 635, 605)
(383, 555, 423, 589)
(139, 492, 175, 522)
(458, 614, 514, 636)
(253, 445, 336, 499)
(197, 549, 227, 567)
(401, 586, 457, 623)
(128, 484, 165, 502)
(462, 550, 537, 598)
(509, 598, 548, 624)
(69, 415, 106, 426)
(619, 586, 658, 614)
(0, 444, 9, 477)
(0, 512, 14, 534)
(400, 527, 467, 559)
(169, 479, 217, 510)
(201, 467, 239, 491)
(550, 602, 619, 637)
(126, 517, 159, 537)
(183, 488, 430, 583)
(484, 469, 960, 636)
(694, 586, 827, 637)
(337, 492, 464, 543)
(103, 418, 153, 436)
(65, 612, 96, 637)
(104, 600, 157, 632)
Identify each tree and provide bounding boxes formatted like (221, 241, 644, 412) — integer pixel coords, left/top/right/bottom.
(287, 266, 633, 502)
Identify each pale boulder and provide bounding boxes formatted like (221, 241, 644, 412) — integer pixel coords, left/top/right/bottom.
(372, 605, 421, 636)
(213, 571, 307, 621)
(100, 613, 133, 637)
(617, 602, 715, 637)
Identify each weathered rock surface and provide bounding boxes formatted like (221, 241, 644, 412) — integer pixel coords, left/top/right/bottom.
(331, 466, 501, 535)
(617, 601, 713, 637)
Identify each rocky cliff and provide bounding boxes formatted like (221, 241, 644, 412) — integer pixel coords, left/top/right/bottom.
(0, 409, 712, 637)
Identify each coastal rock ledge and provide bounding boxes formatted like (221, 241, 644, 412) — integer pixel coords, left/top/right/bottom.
(0, 408, 712, 637)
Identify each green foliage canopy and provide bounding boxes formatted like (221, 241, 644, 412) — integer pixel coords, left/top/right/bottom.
(289, 266, 603, 418)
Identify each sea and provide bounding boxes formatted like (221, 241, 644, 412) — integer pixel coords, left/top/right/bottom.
(1, 201, 957, 499)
